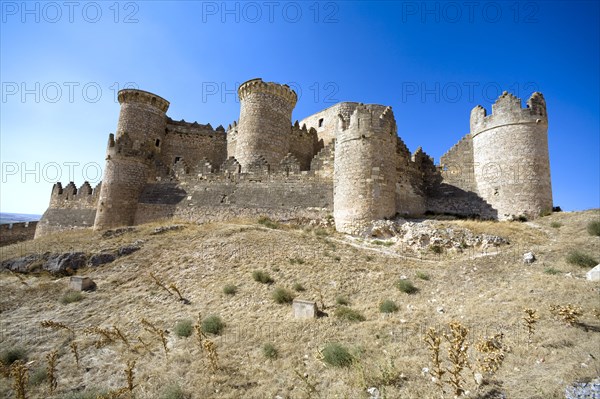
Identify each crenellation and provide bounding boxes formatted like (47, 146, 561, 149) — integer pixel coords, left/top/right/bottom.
(35, 81, 553, 238)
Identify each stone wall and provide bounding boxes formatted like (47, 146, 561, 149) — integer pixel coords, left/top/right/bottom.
(134, 174, 333, 225)
(439, 134, 475, 193)
(289, 122, 321, 170)
(334, 105, 398, 234)
(35, 181, 99, 237)
(471, 92, 552, 219)
(299, 102, 360, 146)
(160, 119, 227, 175)
(94, 89, 170, 230)
(1, 222, 38, 246)
(235, 79, 298, 171)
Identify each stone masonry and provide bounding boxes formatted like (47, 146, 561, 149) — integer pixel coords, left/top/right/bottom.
(35, 78, 554, 237)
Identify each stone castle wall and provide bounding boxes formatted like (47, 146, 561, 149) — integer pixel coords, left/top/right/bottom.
(333, 105, 398, 234)
(471, 92, 552, 219)
(1, 222, 38, 247)
(159, 119, 227, 176)
(299, 102, 362, 147)
(33, 82, 554, 239)
(235, 79, 298, 171)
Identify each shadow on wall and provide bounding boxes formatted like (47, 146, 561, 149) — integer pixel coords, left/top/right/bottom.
(426, 183, 498, 219)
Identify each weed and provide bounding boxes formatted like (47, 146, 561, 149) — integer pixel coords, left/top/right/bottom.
(83, 326, 115, 348)
(373, 240, 393, 247)
(430, 244, 444, 254)
(11, 360, 29, 399)
(423, 327, 445, 393)
(252, 270, 274, 284)
(314, 228, 329, 237)
(141, 319, 169, 356)
(587, 220, 600, 236)
(475, 333, 505, 375)
(289, 257, 305, 265)
(523, 308, 539, 343)
(416, 271, 430, 280)
(335, 296, 350, 306)
(0, 347, 27, 366)
(516, 215, 528, 222)
(550, 221, 562, 228)
(124, 360, 136, 394)
(550, 304, 583, 325)
(292, 282, 306, 292)
(566, 250, 597, 268)
(46, 350, 58, 394)
(396, 279, 418, 294)
(294, 369, 320, 398)
(443, 321, 470, 397)
(202, 339, 219, 371)
(40, 320, 74, 336)
(29, 367, 47, 386)
(201, 315, 225, 335)
(60, 290, 84, 304)
(159, 383, 188, 399)
(272, 287, 295, 304)
(321, 343, 354, 368)
(258, 216, 279, 229)
(544, 267, 561, 275)
(262, 343, 278, 359)
(334, 306, 366, 322)
(69, 341, 79, 367)
(333, 255, 341, 262)
(174, 319, 193, 338)
(379, 300, 399, 313)
(223, 284, 237, 295)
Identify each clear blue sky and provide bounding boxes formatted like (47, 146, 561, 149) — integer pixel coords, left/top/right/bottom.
(1, 1, 598, 214)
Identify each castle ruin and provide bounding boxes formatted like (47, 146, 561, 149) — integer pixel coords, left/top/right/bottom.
(35, 78, 553, 237)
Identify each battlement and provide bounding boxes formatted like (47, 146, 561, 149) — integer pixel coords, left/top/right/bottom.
(337, 104, 396, 141)
(238, 78, 297, 107)
(105, 132, 157, 161)
(48, 181, 100, 209)
(117, 89, 170, 113)
(470, 91, 548, 136)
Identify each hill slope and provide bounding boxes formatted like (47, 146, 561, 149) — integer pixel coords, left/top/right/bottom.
(0, 210, 599, 399)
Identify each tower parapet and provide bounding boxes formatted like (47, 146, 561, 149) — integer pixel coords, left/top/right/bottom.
(235, 78, 297, 171)
(333, 104, 398, 235)
(94, 89, 170, 230)
(471, 91, 552, 219)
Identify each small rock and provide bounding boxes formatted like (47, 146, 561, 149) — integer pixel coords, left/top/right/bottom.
(474, 372, 483, 385)
(437, 306, 445, 314)
(565, 377, 600, 399)
(89, 253, 116, 266)
(118, 245, 141, 256)
(43, 252, 87, 275)
(400, 275, 408, 280)
(367, 387, 380, 399)
(586, 264, 600, 282)
(523, 252, 536, 264)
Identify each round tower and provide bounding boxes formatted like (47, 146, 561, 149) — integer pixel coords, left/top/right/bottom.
(333, 104, 398, 235)
(235, 78, 297, 171)
(471, 91, 552, 219)
(93, 89, 170, 230)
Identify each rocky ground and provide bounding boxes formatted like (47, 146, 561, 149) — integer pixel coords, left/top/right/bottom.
(0, 210, 598, 399)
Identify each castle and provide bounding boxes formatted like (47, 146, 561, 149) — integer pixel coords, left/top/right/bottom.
(35, 78, 553, 237)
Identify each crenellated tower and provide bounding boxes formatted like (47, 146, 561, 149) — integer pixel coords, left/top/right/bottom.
(470, 91, 552, 219)
(333, 104, 398, 235)
(235, 78, 297, 171)
(93, 89, 170, 230)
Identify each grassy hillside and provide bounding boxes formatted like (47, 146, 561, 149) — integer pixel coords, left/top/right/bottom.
(0, 210, 599, 399)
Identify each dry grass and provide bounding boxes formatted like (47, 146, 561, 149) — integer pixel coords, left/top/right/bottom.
(0, 210, 598, 398)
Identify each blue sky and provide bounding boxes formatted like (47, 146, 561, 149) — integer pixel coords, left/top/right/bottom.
(1, 0, 598, 214)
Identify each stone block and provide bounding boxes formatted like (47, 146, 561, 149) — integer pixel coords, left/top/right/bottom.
(293, 299, 317, 319)
(69, 276, 95, 291)
(586, 265, 600, 282)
